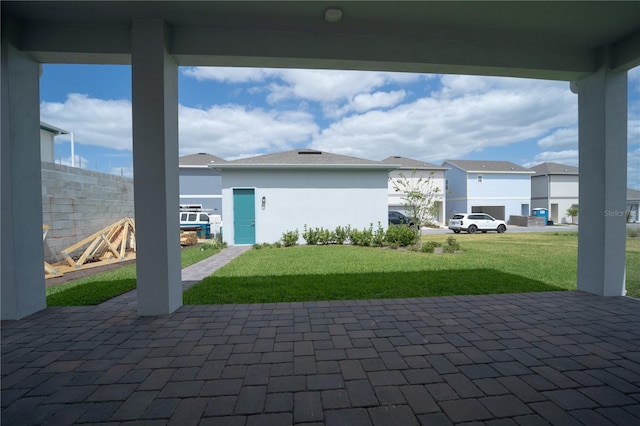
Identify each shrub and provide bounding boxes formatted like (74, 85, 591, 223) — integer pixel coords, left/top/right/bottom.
(302, 225, 320, 245)
(281, 229, 299, 247)
(628, 227, 639, 238)
(318, 228, 336, 245)
(200, 238, 226, 251)
(422, 241, 442, 253)
(253, 242, 275, 250)
(334, 225, 351, 244)
(273, 241, 283, 248)
(349, 225, 373, 247)
(386, 224, 417, 247)
(372, 222, 386, 247)
(444, 236, 461, 253)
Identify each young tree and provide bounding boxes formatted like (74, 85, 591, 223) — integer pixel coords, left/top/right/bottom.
(566, 205, 579, 224)
(391, 170, 442, 244)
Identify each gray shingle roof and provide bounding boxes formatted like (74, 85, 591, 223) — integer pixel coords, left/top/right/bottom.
(179, 153, 226, 166)
(211, 149, 400, 170)
(629, 188, 640, 201)
(381, 156, 448, 170)
(530, 162, 579, 175)
(227, 149, 383, 165)
(444, 160, 533, 173)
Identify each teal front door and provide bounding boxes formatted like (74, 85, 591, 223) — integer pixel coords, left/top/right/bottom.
(233, 189, 256, 244)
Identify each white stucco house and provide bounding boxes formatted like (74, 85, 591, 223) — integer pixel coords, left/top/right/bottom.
(39, 121, 68, 163)
(179, 153, 226, 216)
(444, 160, 535, 221)
(628, 188, 640, 223)
(212, 149, 399, 245)
(530, 162, 580, 224)
(383, 156, 448, 226)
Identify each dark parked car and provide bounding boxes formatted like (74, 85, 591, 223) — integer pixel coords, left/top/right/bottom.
(388, 211, 415, 227)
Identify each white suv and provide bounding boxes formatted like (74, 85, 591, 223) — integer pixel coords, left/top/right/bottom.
(448, 213, 507, 234)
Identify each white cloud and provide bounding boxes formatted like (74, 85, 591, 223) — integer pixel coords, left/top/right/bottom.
(351, 91, 407, 112)
(183, 66, 422, 116)
(41, 93, 319, 159)
(265, 69, 417, 105)
(537, 127, 578, 150)
(55, 154, 91, 169)
(523, 150, 579, 168)
(178, 104, 318, 158)
(182, 67, 273, 83)
(311, 76, 577, 162)
(41, 94, 133, 150)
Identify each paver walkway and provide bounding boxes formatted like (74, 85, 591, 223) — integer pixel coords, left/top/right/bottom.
(3, 290, 640, 425)
(97, 245, 251, 311)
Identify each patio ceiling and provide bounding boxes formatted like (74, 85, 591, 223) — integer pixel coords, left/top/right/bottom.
(4, 1, 640, 79)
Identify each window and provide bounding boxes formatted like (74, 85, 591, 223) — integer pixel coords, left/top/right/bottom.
(180, 213, 187, 221)
(188, 213, 196, 221)
(445, 179, 449, 191)
(199, 214, 209, 222)
(477, 175, 483, 183)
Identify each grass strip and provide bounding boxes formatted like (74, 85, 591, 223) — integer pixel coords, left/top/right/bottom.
(46, 244, 221, 306)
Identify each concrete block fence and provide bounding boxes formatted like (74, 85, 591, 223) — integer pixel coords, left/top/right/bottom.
(41, 162, 134, 262)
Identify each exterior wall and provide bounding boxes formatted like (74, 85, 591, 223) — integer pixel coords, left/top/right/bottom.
(388, 169, 446, 225)
(221, 169, 389, 245)
(550, 174, 579, 198)
(41, 162, 135, 262)
(531, 174, 579, 223)
(549, 175, 579, 224)
(179, 167, 223, 216)
(531, 175, 549, 210)
(466, 174, 530, 220)
(446, 168, 531, 220)
(444, 166, 468, 218)
(40, 129, 55, 163)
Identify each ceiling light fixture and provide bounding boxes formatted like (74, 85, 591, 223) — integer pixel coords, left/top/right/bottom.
(325, 7, 343, 23)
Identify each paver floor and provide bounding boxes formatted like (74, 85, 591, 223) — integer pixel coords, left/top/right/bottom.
(3, 290, 640, 425)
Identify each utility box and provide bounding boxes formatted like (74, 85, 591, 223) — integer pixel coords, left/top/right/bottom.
(532, 208, 549, 225)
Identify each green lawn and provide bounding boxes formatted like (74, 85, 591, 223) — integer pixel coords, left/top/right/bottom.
(48, 232, 639, 306)
(46, 243, 222, 306)
(185, 232, 619, 305)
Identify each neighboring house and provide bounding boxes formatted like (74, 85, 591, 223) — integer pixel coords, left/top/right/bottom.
(40, 121, 68, 163)
(530, 162, 580, 224)
(212, 149, 399, 245)
(383, 156, 448, 226)
(443, 160, 534, 221)
(628, 188, 640, 223)
(179, 153, 226, 216)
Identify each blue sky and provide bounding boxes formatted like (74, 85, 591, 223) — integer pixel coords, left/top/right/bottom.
(40, 64, 639, 189)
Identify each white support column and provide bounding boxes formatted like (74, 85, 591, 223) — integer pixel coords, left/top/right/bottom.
(131, 20, 182, 315)
(576, 56, 628, 297)
(1, 25, 46, 319)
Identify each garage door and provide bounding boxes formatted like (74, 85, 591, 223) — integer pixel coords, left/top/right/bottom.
(471, 206, 505, 220)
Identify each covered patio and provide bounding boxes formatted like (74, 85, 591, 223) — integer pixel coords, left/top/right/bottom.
(3, 291, 640, 424)
(2, 1, 639, 423)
